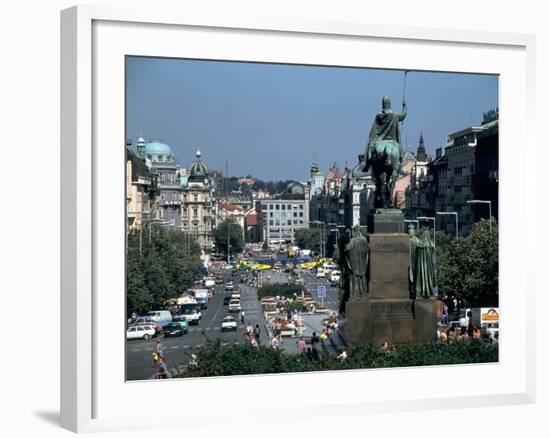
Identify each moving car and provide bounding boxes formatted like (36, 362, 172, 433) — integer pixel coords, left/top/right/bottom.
(171, 316, 189, 334)
(329, 271, 341, 286)
(228, 299, 241, 313)
(223, 295, 232, 305)
(225, 283, 234, 291)
(126, 325, 155, 340)
(163, 322, 185, 337)
(147, 310, 172, 327)
(180, 302, 202, 325)
(221, 316, 238, 332)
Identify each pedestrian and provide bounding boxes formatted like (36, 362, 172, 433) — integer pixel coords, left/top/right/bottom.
(275, 321, 282, 337)
(155, 355, 169, 379)
(296, 336, 306, 354)
(153, 338, 163, 366)
(240, 309, 246, 324)
(250, 337, 259, 348)
(253, 324, 261, 340)
(310, 332, 320, 350)
(473, 326, 481, 340)
(320, 329, 328, 343)
(271, 335, 279, 350)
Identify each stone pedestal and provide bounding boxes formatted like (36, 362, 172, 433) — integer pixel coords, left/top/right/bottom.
(368, 233, 410, 299)
(368, 208, 405, 234)
(345, 209, 438, 346)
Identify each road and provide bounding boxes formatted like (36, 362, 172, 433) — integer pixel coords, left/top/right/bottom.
(126, 268, 343, 380)
(126, 272, 260, 381)
(299, 269, 340, 311)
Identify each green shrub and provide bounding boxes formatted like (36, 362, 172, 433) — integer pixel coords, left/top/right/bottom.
(257, 283, 304, 299)
(173, 339, 498, 378)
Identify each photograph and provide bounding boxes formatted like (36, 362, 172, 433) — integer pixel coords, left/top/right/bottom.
(125, 56, 499, 381)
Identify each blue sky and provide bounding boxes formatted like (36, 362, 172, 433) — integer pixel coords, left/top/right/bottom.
(126, 57, 498, 181)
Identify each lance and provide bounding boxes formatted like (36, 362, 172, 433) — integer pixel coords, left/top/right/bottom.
(401, 70, 409, 154)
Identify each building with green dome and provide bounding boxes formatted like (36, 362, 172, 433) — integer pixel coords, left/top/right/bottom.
(136, 137, 181, 229)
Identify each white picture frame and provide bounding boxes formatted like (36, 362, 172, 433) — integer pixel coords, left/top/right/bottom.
(61, 5, 536, 433)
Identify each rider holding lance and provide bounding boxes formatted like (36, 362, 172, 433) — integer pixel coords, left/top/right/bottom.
(363, 94, 407, 208)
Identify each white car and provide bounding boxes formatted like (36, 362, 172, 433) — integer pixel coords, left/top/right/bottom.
(221, 316, 238, 332)
(228, 299, 241, 313)
(126, 325, 155, 340)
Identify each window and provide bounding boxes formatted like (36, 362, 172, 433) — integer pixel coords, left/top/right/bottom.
(282, 204, 286, 210)
(294, 212, 297, 218)
(299, 212, 303, 217)
(269, 204, 273, 210)
(269, 212, 273, 218)
(275, 204, 280, 210)
(299, 204, 303, 210)
(287, 220, 292, 226)
(193, 208, 198, 218)
(287, 204, 292, 210)
(269, 220, 273, 226)
(194, 195, 198, 202)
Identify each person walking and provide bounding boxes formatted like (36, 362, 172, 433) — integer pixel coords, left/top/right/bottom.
(155, 356, 169, 379)
(253, 324, 261, 342)
(310, 332, 320, 351)
(296, 336, 306, 354)
(240, 309, 246, 325)
(152, 338, 163, 366)
(270, 335, 279, 350)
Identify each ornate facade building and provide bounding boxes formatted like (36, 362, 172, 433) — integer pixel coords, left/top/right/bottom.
(137, 137, 181, 229)
(181, 150, 215, 255)
(126, 146, 155, 230)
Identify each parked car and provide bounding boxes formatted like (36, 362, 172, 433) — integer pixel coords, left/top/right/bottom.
(228, 299, 241, 313)
(163, 322, 185, 337)
(221, 316, 238, 332)
(171, 316, 189, 334)
(126, 325, 155, 340)
(223, 295, 232, 305)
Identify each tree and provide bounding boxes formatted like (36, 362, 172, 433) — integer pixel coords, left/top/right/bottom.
(126, 256, 153, 316)
(295, 228, 322, 252)
(126, 226, 203, 315)
(436, 218, 498, 306)
(214, 219, 244, 257)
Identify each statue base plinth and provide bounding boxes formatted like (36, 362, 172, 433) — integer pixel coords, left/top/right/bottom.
(346, 298, 438, 346)
(368, 208, 405, 234)
(344, 224, 438, 346)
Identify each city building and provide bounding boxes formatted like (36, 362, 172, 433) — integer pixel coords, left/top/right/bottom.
(309, 161, 325, 200)
(244, 207, 263, 243)
(181, 150, 215, 255)
(126, 146, 155, 230)
(473, 115, 499, 224)
(138, 137, 181, 229)
(259, 182, 310, 243)
(207, 169, 224, 200)
(403, 110, 498, 236)
(218, 203, 246, 239)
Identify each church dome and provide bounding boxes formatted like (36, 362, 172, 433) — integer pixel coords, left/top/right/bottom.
(145, 140, 172, 161)
(189, 149, 208, 177)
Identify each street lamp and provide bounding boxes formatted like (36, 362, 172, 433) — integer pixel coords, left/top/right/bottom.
(309, 220, 326, 258)
(467, 200, 493, 234)
(417, 216, 436, 252)
(436, 211, 459, 239)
